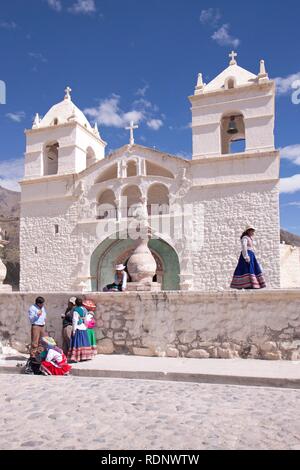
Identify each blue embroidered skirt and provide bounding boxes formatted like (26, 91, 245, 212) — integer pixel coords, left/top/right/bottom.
(231, 250, 266, 289)
(68, 330, 93, 362)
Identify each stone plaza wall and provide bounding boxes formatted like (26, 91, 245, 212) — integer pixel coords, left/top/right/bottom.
(0, 290, 300, 361)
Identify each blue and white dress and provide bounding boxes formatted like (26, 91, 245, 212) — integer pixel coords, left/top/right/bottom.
(68, 306, 93, 362)
(231, 236, 266, 289)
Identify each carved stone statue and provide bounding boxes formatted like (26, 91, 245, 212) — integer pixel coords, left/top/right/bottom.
(126, 198, 159, 290)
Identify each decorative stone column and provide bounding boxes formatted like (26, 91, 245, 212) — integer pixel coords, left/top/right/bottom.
(126, 199, 161, 292)
(0, 231, 12, 292)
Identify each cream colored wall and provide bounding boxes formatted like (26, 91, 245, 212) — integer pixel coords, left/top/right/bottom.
(280, 244, 300, 288)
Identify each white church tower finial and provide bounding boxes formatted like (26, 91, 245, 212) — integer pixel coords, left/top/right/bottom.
(195, 73, 204, 95)
(258, 59, 269, 82)
(64, 86, 72, 101)
(229, 51, 237, 66)
(32, 113, 41, 129)
(126, 121, 139, 146)
(93, 121, 100, 137)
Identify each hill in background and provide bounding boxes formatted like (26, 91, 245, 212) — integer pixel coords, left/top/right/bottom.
(0, 186, 20, 289)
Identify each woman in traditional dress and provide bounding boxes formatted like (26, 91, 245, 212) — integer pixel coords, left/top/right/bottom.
(231, 225, 266, 290)
(68, 298, 93, 362)
(103, 264, 128, 292)
(40, 336, 72, 376)
(83, 299, 97, 356)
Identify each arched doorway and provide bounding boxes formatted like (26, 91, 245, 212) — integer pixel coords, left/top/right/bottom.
(90, 235, 180, 291)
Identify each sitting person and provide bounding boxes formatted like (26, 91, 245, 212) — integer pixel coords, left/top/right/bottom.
(103, 264, 128, 292)
(39, 336, 72, 376)
(83, 299, 97, 356)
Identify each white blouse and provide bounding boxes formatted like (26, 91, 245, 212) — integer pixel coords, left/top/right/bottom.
(72, 309, 87, 334)
(241, 236, 254, 261)
(45, 348, 63, 366)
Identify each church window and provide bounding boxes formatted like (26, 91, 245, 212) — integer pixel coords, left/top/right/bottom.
(225, 77, 236, 90)
(127, 160, 138, 177)
(53, 118, 59, 125)
(44, 142, 59, 176)
(221, 113, 246, 155)
(121, 185, 142, 218)
(34, 247, 38, 254)
(55, 224, 59, 234)
(97, 189, 117, 220)
(147, 184, 169, 216)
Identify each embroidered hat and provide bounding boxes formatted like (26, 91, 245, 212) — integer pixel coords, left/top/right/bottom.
(115, 264, 126, 271)
(41, 336, 57, 349)
(69, 297, 77, 305)
(244, 225, 256, 232)
(83, 299, 96, 312)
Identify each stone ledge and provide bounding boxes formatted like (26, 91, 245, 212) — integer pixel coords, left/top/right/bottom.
(11, 289, 300, 301)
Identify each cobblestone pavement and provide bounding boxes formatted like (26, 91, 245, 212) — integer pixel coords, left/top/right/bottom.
(0, 374, 300, 450)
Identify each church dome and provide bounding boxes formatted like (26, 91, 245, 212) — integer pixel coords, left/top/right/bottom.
(37, 87, 92, 130)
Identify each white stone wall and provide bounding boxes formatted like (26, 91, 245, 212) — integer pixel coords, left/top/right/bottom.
(20, 199, 79, 292)
(1, 290, 300, 361)
(280, 244, 300, 288)
(183, 181, 281, 290)
(20, 146, 280, 292)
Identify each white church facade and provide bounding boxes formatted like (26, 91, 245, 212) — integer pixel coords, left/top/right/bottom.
(20, 54, 281, 293)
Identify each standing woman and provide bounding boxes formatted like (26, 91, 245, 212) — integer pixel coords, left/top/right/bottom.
(231, 225, 266, 290)
(83, 299, 97, 356)
(68, 298, 93, 362)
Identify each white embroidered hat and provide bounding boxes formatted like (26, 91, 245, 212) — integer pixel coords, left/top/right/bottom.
(115, 264, 126, 271)
(244, 225, 256, 232)
(69, 296, 77, 305)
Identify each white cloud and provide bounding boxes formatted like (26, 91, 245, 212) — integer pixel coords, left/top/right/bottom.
(286, 202, 300, 207)
(46, 0, 62, 11)
(0, 158, 23, 192)
(147, 119, 163, 131)
(6, 111, 26, 123)
(69, 0, 96, 14)
(274, 72, 300, 95)
(281, 144, 300, 166)
(0, 21, 17, 30)
(200, 8, 221, 27)
(28, 52, 47, 63)
(281, 174, 300, 194)
(84, 95, 142, 128)
(212, 24, 240, 48)
(135, 84, 149, 97)
(84, 94, 163, 131)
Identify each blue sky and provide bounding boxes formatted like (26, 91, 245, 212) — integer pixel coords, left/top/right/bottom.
(0, 0, 300, 233)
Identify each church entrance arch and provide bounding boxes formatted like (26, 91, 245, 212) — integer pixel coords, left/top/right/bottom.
(90, 235, 180, 291)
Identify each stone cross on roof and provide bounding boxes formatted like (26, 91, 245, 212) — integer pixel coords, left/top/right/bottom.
(126, 120, 139, 146)
(229, 51, 237, 66)
(64, 86, 72, 101)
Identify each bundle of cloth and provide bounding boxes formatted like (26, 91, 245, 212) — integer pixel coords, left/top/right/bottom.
(39, 336, 72, 376)
(82, 299, 97, 356)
